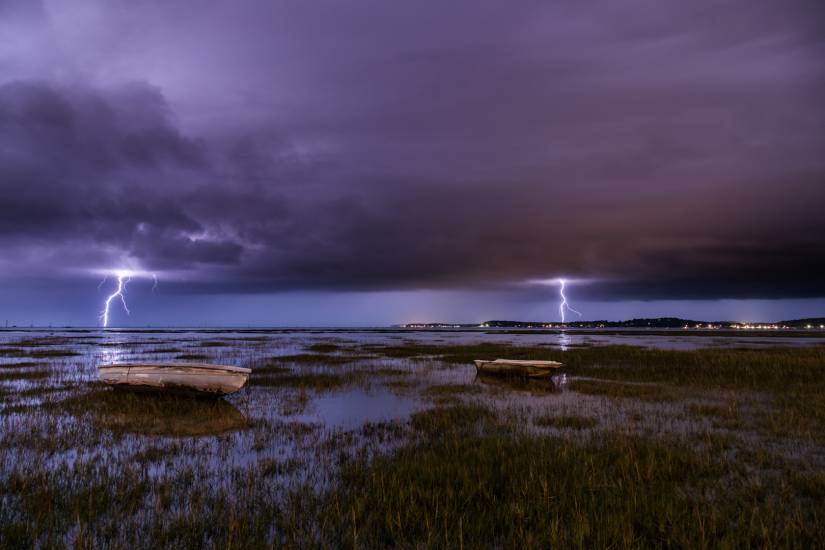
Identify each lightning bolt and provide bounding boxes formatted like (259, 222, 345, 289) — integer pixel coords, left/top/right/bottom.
(558, 278, 582, 323)
(100, 272, 131, 328)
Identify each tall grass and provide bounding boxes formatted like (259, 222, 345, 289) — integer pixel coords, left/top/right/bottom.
(2, 333, 825, 547)
(305, 405, 825, 548)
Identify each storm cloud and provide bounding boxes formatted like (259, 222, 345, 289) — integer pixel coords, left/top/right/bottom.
(1, 0, 824, 301)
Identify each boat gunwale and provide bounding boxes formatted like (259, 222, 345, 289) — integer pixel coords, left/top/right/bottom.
(473, 359, 563, 369)
(99, 362, 252, 374)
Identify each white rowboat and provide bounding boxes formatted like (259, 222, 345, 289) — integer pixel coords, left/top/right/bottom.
(473, 359, 563, 378)
(99, 362, 251, 396)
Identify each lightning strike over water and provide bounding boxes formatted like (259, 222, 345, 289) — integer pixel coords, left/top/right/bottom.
(100, 272, 131, 328)
(558, 278, 582, 323)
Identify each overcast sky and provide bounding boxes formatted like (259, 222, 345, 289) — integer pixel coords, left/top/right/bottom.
(1, 0, 823, 326)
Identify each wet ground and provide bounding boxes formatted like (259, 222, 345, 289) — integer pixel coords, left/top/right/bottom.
(1, 328, 824, 546)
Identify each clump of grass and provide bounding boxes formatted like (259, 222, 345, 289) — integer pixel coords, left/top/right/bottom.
(409, 404, 496, 438)
(534, 414, 598, 430)
(7, 337, 73, 347)
(0, 361, 41, 369)
(142, 348, 184, 354)
(306, 343, 341, 353)
(421, 384, 483, 397)
(131, 445, 181, 464)
(691, 430, 737, 452)
(255, 364, 293, 375)
(26, 349, 80, 358)
(260, 457, 304, 477)
(251, 372, 347, 390)
(15, 385, 74, 398)
(0, 369, 51, 381)
(199, 341, 229, 347)
(364, 367, 407, 376)
(789, 470, 825, 500)
(568, 379, 676, 401)
(267, 354, 362, 365)
(757, 395, 825, 441)
(687, 403, 743, 429)
(385, 379, 418, 393)
(279, 388, 311, 415)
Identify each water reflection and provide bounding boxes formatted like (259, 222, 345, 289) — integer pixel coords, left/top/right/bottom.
(91, 389, 248, 436)
(304, 389, 419, 429)
(475, 372, 560, 394)
(557, 331, 571, 351)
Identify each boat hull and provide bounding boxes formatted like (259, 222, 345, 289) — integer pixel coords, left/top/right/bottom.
(473, 359, 562, 378)
(99, 362, 251, 396)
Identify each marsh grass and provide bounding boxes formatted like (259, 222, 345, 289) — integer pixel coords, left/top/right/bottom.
(366, 342, 825, 393)
(301, 406, 825, 548)
(370, 343, 825, 439)
(0, 348, 79, 358)
(175, 353, 211, 361)
(7, 337, 74, 347)
(477, 374, 560, 395)
(385, 379, 418, 393)
(686, 402, 744, 430)
(142, 348, 184, 354)
(266, 353, 366, 365)
(534, 414, 598, 430)
(421, 383, 483, 398)
(254, 364, 293, 375)
(306, 343, 341, 353)
(250, 371, 350, 390)
(0, 369, 52, 381)
(27, 349, 80, 358)
(568, 379, 677, 401)
(0, 361, 41, 369)
(2, 333, 825, 548)
(365, 367, 408, 376)
(56, 388, 248, 436)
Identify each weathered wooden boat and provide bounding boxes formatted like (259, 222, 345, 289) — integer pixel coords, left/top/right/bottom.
(473, 359, 563, 378)
(99, 362, 251, 396)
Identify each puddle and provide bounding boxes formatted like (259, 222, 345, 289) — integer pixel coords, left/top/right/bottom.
(299, 388, 420, 429)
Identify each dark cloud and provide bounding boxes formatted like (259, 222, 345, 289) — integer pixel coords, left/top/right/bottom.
(0, 0, 824, 301)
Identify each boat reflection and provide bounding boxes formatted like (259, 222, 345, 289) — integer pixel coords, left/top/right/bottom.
(475, 372, 560, 394)
(92, 389, 248, 436)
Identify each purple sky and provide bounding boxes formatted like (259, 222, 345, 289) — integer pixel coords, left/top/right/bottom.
(1, 0, 824, 326)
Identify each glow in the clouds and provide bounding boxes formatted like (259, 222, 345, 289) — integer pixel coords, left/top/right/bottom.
(558, 278, 582, 323)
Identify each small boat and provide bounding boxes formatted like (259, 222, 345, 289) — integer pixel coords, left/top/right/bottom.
(99, 362, 251, 396)
(473, 359, 563, 378)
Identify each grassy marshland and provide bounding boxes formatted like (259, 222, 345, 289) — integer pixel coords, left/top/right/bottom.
(0, 330, 824, 547)
(307, 407, 824, 548)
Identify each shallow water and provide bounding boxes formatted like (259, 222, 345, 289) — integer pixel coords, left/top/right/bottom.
(2, 327, 824, 546)
(1, 326, 824, 429)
